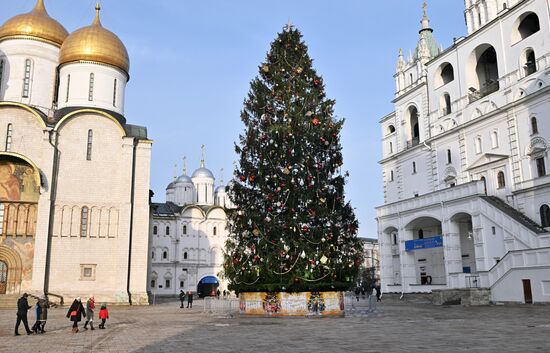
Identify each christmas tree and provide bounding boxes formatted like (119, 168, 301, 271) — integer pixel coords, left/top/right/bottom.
(224, 25, 363, 293)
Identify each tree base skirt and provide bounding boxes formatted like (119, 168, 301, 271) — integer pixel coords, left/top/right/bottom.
(239, 291, 345, 316)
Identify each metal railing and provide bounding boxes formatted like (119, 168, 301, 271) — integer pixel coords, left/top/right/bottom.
(468, 80, 499, 103)
(406, 137, 420, 149)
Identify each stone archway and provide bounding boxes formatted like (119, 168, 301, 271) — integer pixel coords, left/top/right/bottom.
(0, 245, 23, 295)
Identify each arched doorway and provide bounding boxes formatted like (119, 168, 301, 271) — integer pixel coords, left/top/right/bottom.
(0, 260, 7, 294)
(197, 275, 219, 298)
(405, 217, 444, 285)
(450, 213, 476, 274)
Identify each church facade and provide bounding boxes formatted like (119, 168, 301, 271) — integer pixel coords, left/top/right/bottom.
(377, 0, 550, 303)
(0, 1, 151, 304)
(149, 154, 232, 297)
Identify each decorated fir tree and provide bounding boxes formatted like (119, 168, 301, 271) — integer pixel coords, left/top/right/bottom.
(224, 25, 363, 293)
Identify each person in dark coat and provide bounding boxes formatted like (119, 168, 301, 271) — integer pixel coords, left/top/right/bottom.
(66, 297, 86, 333)
(375, 283, 382, 302)
(31, 295, 50, 334)
(187, 291, 193, 308)
(15, 293, 33, 336)
(179, 290, 185, 308)
(83, 295, 95, 330)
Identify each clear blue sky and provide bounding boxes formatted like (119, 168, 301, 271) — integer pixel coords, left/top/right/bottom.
(3, 0, 466, 237)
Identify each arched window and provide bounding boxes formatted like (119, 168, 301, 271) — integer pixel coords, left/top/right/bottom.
(408, 106, 419, 145)
(497, 171, 505, 189)
(22, 59, 32, 98)
(491, 131, 499, 148)
(540, 204, 550, 228)
(213, 226, 217, 236)
(388, 125, 396, 134)
(536, 157, 546, 177)
(409, 73, 413, 85)
(80, 206, 89, 237)
(412, 161, 416, 174)
(165, 226, 170, 235)
(86, 129, 93, 161)
(183, 225, 187, 234)
(475, 137, 482, 154)
(153, 225, 158, 235)
(447, 149, 452, 164)
(392, 233, 398, 245)
(418, 229, 424, 239)
(113, 79, 117, 107)
(523, 49, 536, 76)
(163, 251, 168, 259)
(151, 279, 156, 288)
(531, 117, 538, 134)
(390, 170, 394, 182)
(88, 73, 95, 101)
(440, 63, 454, 85)
(5, 123, 13, 152)
(65, 74, 71, 102)
(480, 176, 487, 194)
(518, 13, 540, 40)
(183, 252, 188, 260)
(471, 45, 499, 99)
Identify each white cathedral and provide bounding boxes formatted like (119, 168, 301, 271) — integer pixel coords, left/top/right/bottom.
(148, 151, 232, 297)
(0, 1, 151, 305)
(377, 0, 550, 304)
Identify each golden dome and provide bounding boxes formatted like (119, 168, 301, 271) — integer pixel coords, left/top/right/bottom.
(59, 4, 129, 75)
(0, 0, 68, 47)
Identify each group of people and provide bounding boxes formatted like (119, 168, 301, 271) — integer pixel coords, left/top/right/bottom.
(179, 290, 194, 308)
(66, 295, 109, 333)
(354, 283, 382, 302)
(14, 293, 109, 336)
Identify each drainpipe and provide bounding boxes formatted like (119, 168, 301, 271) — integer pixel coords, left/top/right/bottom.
(126, 138, 138, 305)
(44, 129, 60, 297)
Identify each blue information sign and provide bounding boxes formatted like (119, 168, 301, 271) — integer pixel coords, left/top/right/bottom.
(405, 235, 443, 251)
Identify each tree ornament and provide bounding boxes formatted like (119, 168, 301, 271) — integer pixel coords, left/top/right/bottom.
(312, 117, 321, 126)
(262, 64, 270, 73)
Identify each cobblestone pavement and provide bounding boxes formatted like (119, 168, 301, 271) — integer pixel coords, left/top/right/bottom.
(0, 298, 549, 353)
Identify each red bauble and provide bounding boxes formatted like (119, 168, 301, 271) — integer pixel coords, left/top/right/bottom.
(249, 175, 256, 182)
(302, 225, 309, 233)
(313, 79, 320, 87)
(239, 175, 246, 182)
(312, 117, 320, 126)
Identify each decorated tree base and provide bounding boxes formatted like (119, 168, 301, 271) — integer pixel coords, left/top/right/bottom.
(239, 291, 344, 316)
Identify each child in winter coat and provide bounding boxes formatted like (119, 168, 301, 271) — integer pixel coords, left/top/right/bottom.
(98, 304, 109, 329)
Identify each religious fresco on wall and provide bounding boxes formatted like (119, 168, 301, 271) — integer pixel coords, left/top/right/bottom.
(0, 160, 40, 203)
(0, 236, 35, 293)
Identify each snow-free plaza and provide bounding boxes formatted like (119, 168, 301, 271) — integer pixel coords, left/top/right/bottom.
(1, 298, 550, 353)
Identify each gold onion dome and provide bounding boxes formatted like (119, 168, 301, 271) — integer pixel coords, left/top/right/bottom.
(0, 0, 68, 47)
(59, 4, 129, 75)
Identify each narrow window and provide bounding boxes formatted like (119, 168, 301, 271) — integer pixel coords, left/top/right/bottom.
(447, 149, 452, 164)
(412, 162, 416, 174)
(0, 59, 4, 91)
(152, 251, 155, 259)
(523, 49, 536, 76)
(475, 137, 482, 154)
(183, 252, 188, 260)
(213, 226, 217, 236)
(22, 59, 31, 98)
(113, 78, 117, 106)
(166, 226, 170, 235)
(86, 129, 93, 161)
(478, 12, 482, 26)
(153, 225, 158, 235)
(151, 280, 156, 288)
(165, 279, 170, 288)
(389, 142, 393, 154)
(392, 233, 397, 245)
(531, 117, 539, 134)
(183, 225, 187, 234)
(5, 124, 13, 152)
(540, 204, 550, 227)
(409, 73, 413, 85)
(497, 171, 505, 189)
(536, 157, 546, 177)
(66, 74, 71, 102)
(390, 170, 394, 182)
(491, 131, 499, 148)
(418, 229, 424, 239)
(88, 73, 94, 101)
(180, 281, 184, 288)
(80, 207, 89, 237)
(444, 94, 452, 115)
(163, 251, 168, 259)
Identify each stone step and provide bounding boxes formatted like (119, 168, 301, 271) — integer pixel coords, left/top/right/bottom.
(0, 295, 19, 310)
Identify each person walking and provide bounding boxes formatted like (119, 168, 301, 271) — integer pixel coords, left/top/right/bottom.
(179, 290, 185, 308)
(375, 283, 382, 302)
(66, 297, 86, 333)
(83, 295, 95, 330)
(15, 293, 33, 336)
(354, 287, 360, 302)
(187, 291, 193, 308)
(98, 304, 109, 329)
(216, 289, 221, 299)
(32, 295, 50, 334)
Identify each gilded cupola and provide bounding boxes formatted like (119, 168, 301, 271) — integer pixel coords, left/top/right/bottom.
(0, 0, 68, 47)
(59, 4, 130, 75)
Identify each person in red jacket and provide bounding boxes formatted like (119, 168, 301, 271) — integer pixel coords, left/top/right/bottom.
(98, 304, 109, 329)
